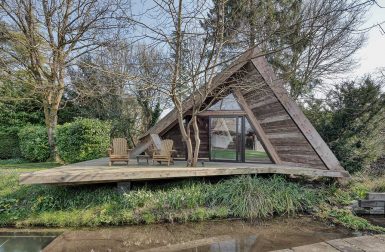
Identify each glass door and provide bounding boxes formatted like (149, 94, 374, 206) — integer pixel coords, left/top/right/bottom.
(243, 117, 270, 162)
(209, 117, 241, 161)
(209, 116, 270, 163)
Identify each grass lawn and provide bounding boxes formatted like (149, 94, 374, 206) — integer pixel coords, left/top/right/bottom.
(0, 159, 384, 232)
(0, 159, 61, 173)
(211, 149, 268, 160)
(245, 150, 269, 159)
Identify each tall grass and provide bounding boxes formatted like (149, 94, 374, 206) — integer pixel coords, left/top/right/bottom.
(3, 161, 384, 230)
(0, 170, 324, 227)
(208, 176, 321, 219)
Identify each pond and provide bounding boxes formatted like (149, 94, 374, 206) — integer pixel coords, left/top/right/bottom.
(1, 216, 359, 252)
(0, 231, 58, 252)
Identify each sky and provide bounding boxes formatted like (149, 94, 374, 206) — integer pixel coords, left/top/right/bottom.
(351, 1, 385, 77)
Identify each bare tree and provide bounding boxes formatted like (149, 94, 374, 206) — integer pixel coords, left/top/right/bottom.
(128, 0, 243, 166)
(0, 0, 129, 160)
(65, 42, 170, 144)
(204, 0, 371, 99)
(128, 44, 171, 132)
(128, 0, 278, 166)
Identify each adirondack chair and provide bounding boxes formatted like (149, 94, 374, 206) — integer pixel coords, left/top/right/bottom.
(109, 138, 131, 166)
(152, 139, 174, 166)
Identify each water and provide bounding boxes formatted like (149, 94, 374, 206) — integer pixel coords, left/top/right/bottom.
(0, 232, 58, 252)
(40, 216, 354, 252)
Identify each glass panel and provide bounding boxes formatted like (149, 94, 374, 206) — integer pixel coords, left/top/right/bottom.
(244, 118, 270, 162)
(210, 117, 238, 161)
(208, 93, 242, 111)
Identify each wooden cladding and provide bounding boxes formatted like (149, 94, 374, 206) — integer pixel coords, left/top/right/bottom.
(239, 68, 329, 170)
(161, 117, 210, 159)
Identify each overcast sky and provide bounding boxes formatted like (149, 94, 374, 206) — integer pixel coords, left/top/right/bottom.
(351, 1, 385, 77)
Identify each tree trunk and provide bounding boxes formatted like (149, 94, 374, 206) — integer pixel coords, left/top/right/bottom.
(43, 77, 65, 162)
(191, 115, 200, 167)
(44, 103, 59, 161)
(176, 111, 194, 166)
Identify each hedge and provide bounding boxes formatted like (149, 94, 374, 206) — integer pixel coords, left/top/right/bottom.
(57, 118, 111, 163)
(0, 127, 21, 159)
(18, 125, 50, 162)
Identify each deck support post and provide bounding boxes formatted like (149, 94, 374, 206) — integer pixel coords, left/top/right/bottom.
(116, 181, 131, 193)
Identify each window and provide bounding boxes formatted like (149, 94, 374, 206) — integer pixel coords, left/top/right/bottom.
(208, 93, 242, 111)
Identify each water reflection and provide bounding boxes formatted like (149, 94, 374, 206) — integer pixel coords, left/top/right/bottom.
(178, 235, 263, 252)
(0, 232, 58, 252)
(43, 217, 355, 252)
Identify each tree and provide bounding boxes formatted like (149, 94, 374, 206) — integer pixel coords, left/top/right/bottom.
(0, 70, 44, 129)
(204, 0, 370, 99)
(130, 0, 231, 166)
(0, 0, 129, 160)
(128, 44, 170, 132)
(64, 53, 140, 145)
(305, 77, 385, 173)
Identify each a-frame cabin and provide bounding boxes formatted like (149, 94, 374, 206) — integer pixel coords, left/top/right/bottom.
(132, 47, 349, 178)
(19, 47, 349, 186)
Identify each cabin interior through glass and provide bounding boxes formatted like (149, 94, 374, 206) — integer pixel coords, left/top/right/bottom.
(161, 93, 271, 163)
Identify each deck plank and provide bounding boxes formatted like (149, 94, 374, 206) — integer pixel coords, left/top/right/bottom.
(19, 158, 349, 185)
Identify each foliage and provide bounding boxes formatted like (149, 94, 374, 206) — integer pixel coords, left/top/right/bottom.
(0, 71, 45, 160)
(61, 55, 140, 144)
(317, 206, 385, 232)
(206, 176, 319, 219)
(204, 0, 368, 100)
(1, 160, 385, 232)
(0, 0, 131, 160)
(368, 157, 385, 176)
(313, 174, 385, 233)
(305, 77, 385, 173)
(149, 102, 162, 129)
(0, 68, 44, 126)
(0, 163, 325, 227)
(0, 127, 21, 159)
(18, 125, 50, 162)
(56, 118, 111, 163)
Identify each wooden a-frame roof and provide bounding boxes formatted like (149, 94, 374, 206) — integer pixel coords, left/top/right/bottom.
(132, 47, 348, 175)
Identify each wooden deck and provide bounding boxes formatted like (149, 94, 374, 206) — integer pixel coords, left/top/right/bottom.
(19, 158, 349, 185)
(273, 234, 385, 252)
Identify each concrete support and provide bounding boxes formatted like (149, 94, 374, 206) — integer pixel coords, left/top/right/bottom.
(116, 181, 131, 194)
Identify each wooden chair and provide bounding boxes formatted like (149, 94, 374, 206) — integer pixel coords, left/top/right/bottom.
(152, 139, 174, 166)
(109, 138, 131, 166)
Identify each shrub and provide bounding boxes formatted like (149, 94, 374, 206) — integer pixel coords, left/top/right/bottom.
(18, 125, 50, 162)
(57, 118, 111, 163)
(0, 127, 21, 159)
(305, 77, 385, 173)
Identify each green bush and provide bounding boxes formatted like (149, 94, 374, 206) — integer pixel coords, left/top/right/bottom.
(56, 118, 111, 163)
(18, 125, 50, 162)
(305, 77, 385, 173)
(0, 127, 21, 159)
